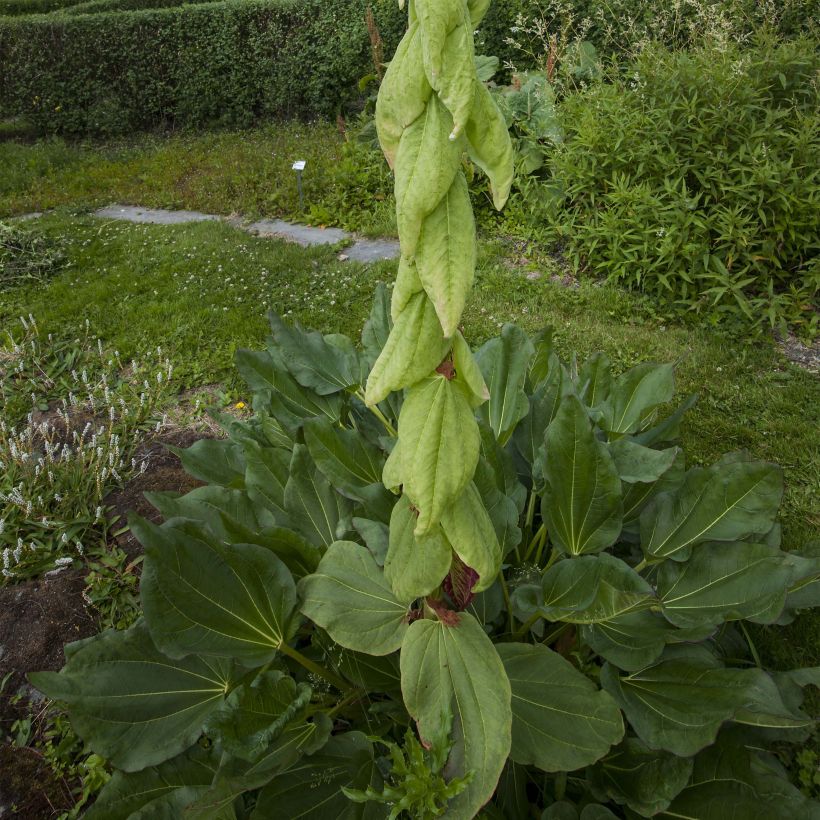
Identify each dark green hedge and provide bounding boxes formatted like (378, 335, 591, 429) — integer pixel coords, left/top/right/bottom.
(0, 0, 83, 16)
(62, 0, 214, 16)
(0, 0, 411, 134)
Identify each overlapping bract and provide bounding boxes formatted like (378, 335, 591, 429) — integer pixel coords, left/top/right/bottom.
(369, 0, 512, 600)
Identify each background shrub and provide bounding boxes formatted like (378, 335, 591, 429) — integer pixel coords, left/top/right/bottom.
(540, 36, 819, 336)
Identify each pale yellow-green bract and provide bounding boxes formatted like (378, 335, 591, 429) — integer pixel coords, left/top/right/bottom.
(368, 5, 514, 810)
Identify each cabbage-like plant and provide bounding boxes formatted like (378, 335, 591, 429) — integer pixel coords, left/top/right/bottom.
(32, 0, 819, 817)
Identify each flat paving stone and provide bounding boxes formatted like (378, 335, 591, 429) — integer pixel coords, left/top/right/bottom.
(91, 205, 399, 261)
(95, 205, 220, 225)
(346, 238, 400, 263)
(247, 219, 348, 247)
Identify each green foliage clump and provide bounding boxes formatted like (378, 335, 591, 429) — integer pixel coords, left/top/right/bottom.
(0, 219, 65, 291)
(543, 37, 819, 337)
(30, 304, 820, 817)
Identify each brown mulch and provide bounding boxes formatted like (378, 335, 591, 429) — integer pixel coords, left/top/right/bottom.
(0, 569, 95, 817)
(104, 427, 207, 560)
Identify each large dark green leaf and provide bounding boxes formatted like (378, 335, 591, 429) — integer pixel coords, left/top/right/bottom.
(173, 438, 246, 489)
(658, 731, 820, 819)
(400, 614, 511, 820)
(239, 346, 343, 432)
(608, 438, 678, 484)
(640, 460, 783, 562)
(514, 353, 568, 477)
(145, 485, 276, 545)
(657, 542, 792, 628)
(30, 621, 234, 771)
(384, 494, 452, 602)
(304, 417, 393, 522)
(284, 444, 352, 548)
(135, 517, 297, 666)
(251, 732, 378, 820)
(84, 740, 221, 820)
(299, 541, 409, 655)
(536, 553, 655, 623)
(475, 324, 534, 445)
(601, 656, 810, 756)
(361, 283, 392, 366)
(598, 362, 675, 436)
(206, 671, 312, 762)
(83, 745, 219, 820)
(622, 450, 685, 525)
(542, 395, 623, 555)
(243, 440, 291, 523)
(587, 737, 693, 817)
(269, 314, 364, 395)
(581, 611, 672, 672)
(497, 643, 623, 772)
(578, 352, 612, 408)
(196, 714, 333, 812)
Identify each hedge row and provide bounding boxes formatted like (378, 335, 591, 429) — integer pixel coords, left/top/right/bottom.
(62, 0, 214, 17)
(0, 0, 83, 16)
(0, 0, 414, 133)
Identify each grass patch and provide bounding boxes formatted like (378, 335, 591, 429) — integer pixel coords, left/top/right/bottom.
(0, 123, 396, 233)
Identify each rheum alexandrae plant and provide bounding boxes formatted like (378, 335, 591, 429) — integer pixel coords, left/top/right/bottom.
(32, 0, 820, 817)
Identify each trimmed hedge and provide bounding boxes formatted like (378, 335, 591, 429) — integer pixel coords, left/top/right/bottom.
(0, 0, 83, 16)
(0, 0, 410, 133)
(63, 0, 215, 16)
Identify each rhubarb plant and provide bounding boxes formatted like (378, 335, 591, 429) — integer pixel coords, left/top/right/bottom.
(31, 0, 820, 817)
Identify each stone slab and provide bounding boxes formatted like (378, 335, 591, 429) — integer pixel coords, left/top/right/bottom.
(346, 238, 400, 263)
(95, 205, 220, 225)
(247, 219, 347, 247)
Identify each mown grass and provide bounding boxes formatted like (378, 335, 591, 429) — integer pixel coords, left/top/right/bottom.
(0, 122, 395, 232)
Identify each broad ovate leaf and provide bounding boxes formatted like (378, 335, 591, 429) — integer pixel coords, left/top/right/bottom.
(415, 171, 476, 337)
(30, 621, 235, 771)
(600, 657, 809, 757)
(173, 438, 245, 488)
(385, 493, 452, 602)
(608, 438, 679, 484)
(298, 541, 409, 655)
(599, 362, 675, 436)
(284, 444, 352, 548)
(84, 744, 222, 820)
(475, 323, 534, 446)
(538, 553, 654, 623)
(658, 541, 792, 628)
(640, 459, 783, 562)
(441, 481, 501, 592)
(497, 643, 623, 773)
(588, 737, 693, 817)
(400, 613, 511, 820)
(252, 732, 378, 820)
(581, 611, 672, 672)
(206, 671, 312, 762)
(465, 81, 514, 209)
(365, 290, 449, 407)
(134, 517, 297, 666)
(399, 375, 480, 534)
(268, 314, 363, 395)
(542, 394, 623, 555)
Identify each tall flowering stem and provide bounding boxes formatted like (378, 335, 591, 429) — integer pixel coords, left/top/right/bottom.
(366, 0, 513, 605)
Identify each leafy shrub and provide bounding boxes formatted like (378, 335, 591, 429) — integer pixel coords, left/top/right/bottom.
(0, 317, 171, 581)
(0, 0, 83, 17)
(541, 37, 819, 337)
(31, 301, 820, 817)
(0, 219, 65, 290)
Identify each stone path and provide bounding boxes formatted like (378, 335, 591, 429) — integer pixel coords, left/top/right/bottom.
(93, 205, 400, 263)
